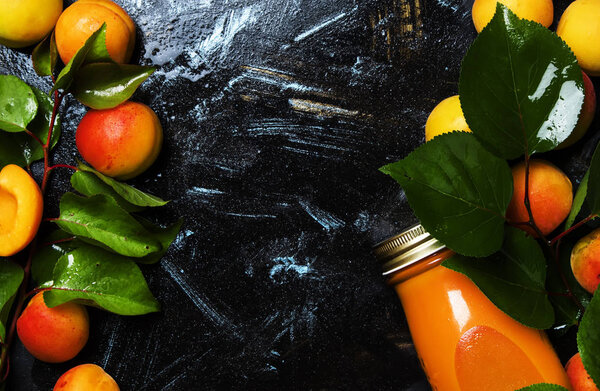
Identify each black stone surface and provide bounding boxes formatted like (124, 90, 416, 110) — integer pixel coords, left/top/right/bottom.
(0, 0, 594, 389)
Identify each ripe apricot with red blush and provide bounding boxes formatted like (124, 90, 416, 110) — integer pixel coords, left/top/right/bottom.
(571, 228, 600, 294)
(76, 101, 163, 180)
(17, 292, 89, 363)
(54, 364, 120, 391)
(506, 160, 573, 236)
(566, 353, 599, 391)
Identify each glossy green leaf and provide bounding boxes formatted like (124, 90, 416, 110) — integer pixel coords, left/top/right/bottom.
(459, 4, 584, 159)
(578, 289, 600, 389)
(546, 239, 590, 333)
(136, 218, 183, 264)
(71, 171, 144, 212)
(73, 63, 155, 109)
(443, 227, 554, 329)
(79, 164, 168, 207)
(380, 132, 512, 257)
(0, 87, 62, 167)
(44, 245, 160, 315)
(55, 193, 162, 257)
(586, 141, 600, 216)
(0, 75, 38, 133)
(517, 385, 569, 391)
(32, 32, 58, 77)
(53, 24, 111, 93)
(31, 230, 76, 287)
(0, 259, 24, 341)
(566, 171, 590, 230)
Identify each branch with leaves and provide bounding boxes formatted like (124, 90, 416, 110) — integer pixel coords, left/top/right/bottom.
(381, 5, 599, 391)
(0, 24, 181, 384)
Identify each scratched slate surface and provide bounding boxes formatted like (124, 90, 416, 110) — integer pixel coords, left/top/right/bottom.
(0, 0, 589, 389)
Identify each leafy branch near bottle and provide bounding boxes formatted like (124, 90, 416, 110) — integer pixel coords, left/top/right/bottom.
(381, 5, 599, 391)
(0, 24, 181, 383)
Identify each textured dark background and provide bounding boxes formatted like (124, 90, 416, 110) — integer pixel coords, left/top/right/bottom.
(0, 0, 594, 389)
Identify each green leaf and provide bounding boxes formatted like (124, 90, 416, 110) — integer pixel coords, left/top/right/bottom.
(71, 171, 144, 212)
(443, 227, 554, 329)
(0, 259, 24, 341)
(73, 63, 155, 109)
(79, 164, 168, 207)
(55, 193, 162, 257)
(136, 218, 183, 264)
(380, 132, 512, 257)
(578, 288, 600, 389)
(516, 384, 569, 391)
(31, 230, 76, 287)
(546, 239, 590, 333)
(32, 32, 58, 77)
(53, 24, 111, 93)
(0, 86, 61, 167)
(566, 171, 590, 230)
(459, 4, 585, 159)
(0, 75, 38, 133)
(586, 141, 600, 216)
(44, 245, 160, 315)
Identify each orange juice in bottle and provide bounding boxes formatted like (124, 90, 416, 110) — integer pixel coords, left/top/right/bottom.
(374, 224, 571, 391)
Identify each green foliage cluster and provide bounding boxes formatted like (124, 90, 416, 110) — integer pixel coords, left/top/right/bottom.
(0, 23, 179, 379)
(381, 5, 600, 390)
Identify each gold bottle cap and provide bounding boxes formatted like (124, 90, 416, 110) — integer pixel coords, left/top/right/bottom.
(373, 224, 446, 276)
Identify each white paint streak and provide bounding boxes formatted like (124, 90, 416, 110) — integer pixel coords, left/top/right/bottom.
(298, 200, 345, 231)
(162, 261, 234, 329)
(294, 11, 348, 42)
(188, 186, 226, 196)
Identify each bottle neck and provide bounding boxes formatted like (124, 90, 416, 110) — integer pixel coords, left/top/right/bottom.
(387, 248, 455, 285)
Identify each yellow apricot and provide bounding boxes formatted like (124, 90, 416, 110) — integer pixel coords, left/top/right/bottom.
(0, 165, 43, 257)
(55, 0, 136, 64)
(17, 292, 89, 363)
(557, 0, 600, 76)
(506, 160, 573, 236)
(0, 0, 62, 48)
(472, 0, 554, 33)
(76, 101, 163, 180)
(54, 364, 119, 391)
(425, 95, 471, 141)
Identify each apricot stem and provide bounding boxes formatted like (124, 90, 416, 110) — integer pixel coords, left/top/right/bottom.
(40, 236, 75, 247)
(47, 164, 78, 172)
(550, 214, 597, 246)
(24, 129, 44, 147)
(41, 91, 63, 193)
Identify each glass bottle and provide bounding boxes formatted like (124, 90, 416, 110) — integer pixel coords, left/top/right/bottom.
(374, 224, 571, 391)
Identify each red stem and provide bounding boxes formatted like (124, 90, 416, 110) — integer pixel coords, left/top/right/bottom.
(24, 130, 44, 147)
(47, 164, 78, 173)
(40, 237, 75, 247)
(550, 214, 597, 246)
(41, 91, 63, 193)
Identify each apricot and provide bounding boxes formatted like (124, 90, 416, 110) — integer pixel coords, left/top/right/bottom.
(76, 101, 163, 180)
(0, 0, 62, 48)
(506, 160, 573, 236)
(558, 71, 597, 149)
(557, 0, 600, 76)
(55, 0, 136, 64)
(425, 95, 471, 141)
(54, 364, 120, 391)
(17, 292, 89, 363)
(571, 228, 600, 293)
(0, 164, 43, 257)
(566, 353, 599, 391)
(472, 0, 554, 33)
